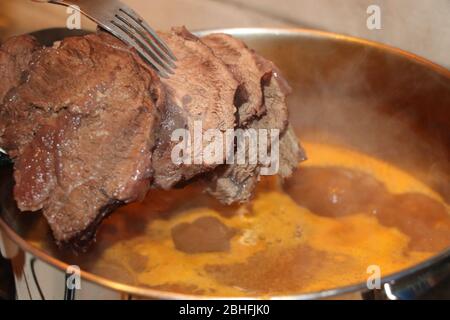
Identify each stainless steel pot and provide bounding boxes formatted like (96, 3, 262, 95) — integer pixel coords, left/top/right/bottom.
(1, 27, 449, 300)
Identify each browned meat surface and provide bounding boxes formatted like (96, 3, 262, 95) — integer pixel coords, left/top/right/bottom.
(0, 28, 303, 248)
(202, 33, 267, 126)
(278, 126, 306, 179)
(0, 35, 40, 104)
(152, 27, 239, 189)
(0, 32, 164, 246)
(206, 50, 305, 204)
(0, 35, 40, 146)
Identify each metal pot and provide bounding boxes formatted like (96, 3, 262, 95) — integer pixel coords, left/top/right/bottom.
(1, 28, 449, 300)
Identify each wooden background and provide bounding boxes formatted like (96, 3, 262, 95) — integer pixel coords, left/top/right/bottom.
(0, 0, 449, 68)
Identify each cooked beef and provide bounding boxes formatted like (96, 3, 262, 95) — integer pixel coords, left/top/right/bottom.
(0, 32, 164, 245)
(0, 35, 40, 146)
(0, 27, 304, 247)
(202, 33, 267, 126)
(206, 47, 306, 204)
(151, 27, 239, 189)
(279, 126, 306, 179)
(0, 35, 40, 104)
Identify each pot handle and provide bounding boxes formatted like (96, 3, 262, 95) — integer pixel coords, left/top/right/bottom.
(0, 228, 19, 259)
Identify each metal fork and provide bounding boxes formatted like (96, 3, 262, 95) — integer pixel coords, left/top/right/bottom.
(32, 0, 176, 78)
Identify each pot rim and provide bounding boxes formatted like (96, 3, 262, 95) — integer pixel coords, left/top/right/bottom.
(1, 27, 449, 300)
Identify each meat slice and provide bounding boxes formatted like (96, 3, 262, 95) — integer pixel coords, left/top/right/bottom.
(0, 27, 305, 248)
(278, 126, 305, 179)
(0, 35, 40, 103)
(206, 51, 306, 204)
(202, 33, 267, 126)
(0, 35, 40, 146)
(151, 27, 239, 189)
(0, 32, 165, 246)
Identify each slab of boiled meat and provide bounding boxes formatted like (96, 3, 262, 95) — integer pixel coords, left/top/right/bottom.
(0, 27, 305, 248)
(203, 34, 306, 204)
(151, 27, 239, 189)
(0, 35, 41, 149)
(0, 35, 40, 104)
(0, 32, 165, 246)
(202, 33, 267, 126)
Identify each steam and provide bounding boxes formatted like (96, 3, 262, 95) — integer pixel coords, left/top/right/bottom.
(284, 43, 450, 202)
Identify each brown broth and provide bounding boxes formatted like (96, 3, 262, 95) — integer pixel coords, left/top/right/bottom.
(30, 142, 450, 297)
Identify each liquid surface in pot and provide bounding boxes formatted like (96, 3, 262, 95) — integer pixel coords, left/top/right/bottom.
(30, 141, 450, 297)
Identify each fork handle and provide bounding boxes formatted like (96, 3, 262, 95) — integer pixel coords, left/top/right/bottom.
(32, 0, 86, 10)
(31, 0, 73, 5)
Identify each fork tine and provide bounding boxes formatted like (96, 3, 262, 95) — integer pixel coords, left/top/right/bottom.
(115, 11, 176, 69)
(118, 6, 177, 62)
(107, 21, 170, 78)
(113, 15, 173, 73)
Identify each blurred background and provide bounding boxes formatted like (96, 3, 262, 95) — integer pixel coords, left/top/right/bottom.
(0, 0, 449, 68)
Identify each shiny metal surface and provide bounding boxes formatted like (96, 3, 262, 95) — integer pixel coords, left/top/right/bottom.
(32, 0, 176, 77)
(1, 27, 450, 300)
